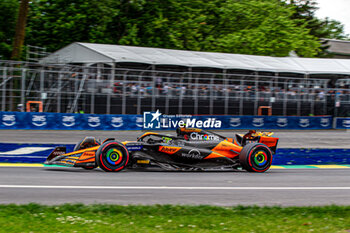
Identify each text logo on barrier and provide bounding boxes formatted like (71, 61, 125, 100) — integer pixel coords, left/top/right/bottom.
(143, 110, 162, 129)
(320, 118, 330, 127)
(343, 120, 350, 128)
(88, 116, 101, 127)
(136, 117, 143, 128)
(277, 118, 288, 127)
(32, 115, 46, 127)
(299, 119, 310, 128)
(2, 114, 16, 126)
(62, 116, 75, 127)
(252, 118, 264, 127)
(230, 118, 241, 127)
(111, 117, 123, 128)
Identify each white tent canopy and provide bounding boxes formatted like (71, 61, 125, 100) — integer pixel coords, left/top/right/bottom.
(40, 42, 350, 74)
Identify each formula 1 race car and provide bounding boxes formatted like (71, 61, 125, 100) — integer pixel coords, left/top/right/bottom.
(45, 127, 279, 173)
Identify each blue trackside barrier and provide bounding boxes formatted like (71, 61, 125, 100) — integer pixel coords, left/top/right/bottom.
(0, 111, 334, 130)
(0, 143, 349, 165)
(0, 143, 75, 163)
(335, 117, 350, 129)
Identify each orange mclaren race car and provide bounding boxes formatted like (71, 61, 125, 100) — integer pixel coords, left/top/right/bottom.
(45, 127, 279, 173)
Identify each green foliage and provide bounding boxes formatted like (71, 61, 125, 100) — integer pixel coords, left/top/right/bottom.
(1, 0, 346, 59)
(0, 0, 19, 59)
(0, 204, 350, 232)
(26, 0, 118, 51)
(200, 0, 320, 57)
(283, 0, 348, 57)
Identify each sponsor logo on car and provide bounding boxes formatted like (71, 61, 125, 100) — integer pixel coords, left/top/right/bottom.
(51, 150, 66, 156)
(82, 151, 95, 157)
(137, 160, 150, 164)
(126, 145, 143, 151)
(159, 146, 180, 154)
(190, 132, 219, 141)
(162, 137, 173, 143)
(181, 149, 202, 159)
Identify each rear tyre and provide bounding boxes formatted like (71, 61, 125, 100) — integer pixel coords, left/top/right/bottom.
(74, 137, 100, 151)
(95, 141, 129, 172)
(239, 143, 272, 172)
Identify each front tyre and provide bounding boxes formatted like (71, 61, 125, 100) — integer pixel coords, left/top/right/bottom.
(239, 143, 272, 172)
(95, 141, 129, 172)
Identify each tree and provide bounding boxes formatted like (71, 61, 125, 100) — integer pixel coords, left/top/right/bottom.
(25, 0, 345, 58)
(0, 0, 19, 59)
(200, 0, 320, 57)
(11, 0, 30, 60)
(26, 0, 118, 52)
(282, 0, 348, 56)
(106, 0, 320, 57)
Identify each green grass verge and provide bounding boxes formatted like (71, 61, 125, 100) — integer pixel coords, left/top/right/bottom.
(0, 204, 349, 232)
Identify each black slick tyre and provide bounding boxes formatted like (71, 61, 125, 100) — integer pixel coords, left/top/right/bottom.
(95, 141, 129, 172)
(239, 143, 273, 172)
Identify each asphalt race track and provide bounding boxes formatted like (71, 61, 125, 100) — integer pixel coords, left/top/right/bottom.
(0, 167, 349, 206)
(1, 129, 350, 148)
(0, 129, 349, 206)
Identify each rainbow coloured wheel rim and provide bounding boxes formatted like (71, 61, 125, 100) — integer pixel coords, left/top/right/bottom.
(106, 148, 123, 165)
(97, 142, 129, 172)
(253, 151, 268, 167)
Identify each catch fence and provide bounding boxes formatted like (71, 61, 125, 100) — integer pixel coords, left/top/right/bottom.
(0, 60, 349, 116)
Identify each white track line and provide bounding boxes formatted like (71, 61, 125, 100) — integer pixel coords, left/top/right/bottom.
(0, 185, 350, 190)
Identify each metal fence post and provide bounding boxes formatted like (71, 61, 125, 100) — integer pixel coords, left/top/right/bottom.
(209, 75, 214, 115)
(254, 72, 259, 115)
(192, 69, 198, 115)
(151, 64, 156, 111)
(40, 69, 44, 101)
(178, 75, 183, 114)
(2, 67, 7, 111)
(239, 79, 244, 115)
(223, 70, 228, 115)
(122, 72, 127, 114)
(57, 72, 62, 113)
(283, 79, 287, 116)
(137, 75, 142, 115)
(107, 64, 115, 114)
(20, 68, 26, 108)
(90, 77, 95, 114)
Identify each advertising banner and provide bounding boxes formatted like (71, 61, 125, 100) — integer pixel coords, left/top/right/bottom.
(0, 111, 334, 130)
(335, 117, 350, 129)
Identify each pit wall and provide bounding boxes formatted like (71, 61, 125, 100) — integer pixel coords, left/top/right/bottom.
(1, 143, 349, 165)
(1, 111, 349, 130)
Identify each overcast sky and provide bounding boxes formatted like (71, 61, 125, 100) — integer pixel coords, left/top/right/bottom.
(315, 0, 350, 36)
